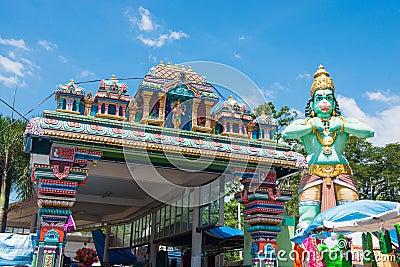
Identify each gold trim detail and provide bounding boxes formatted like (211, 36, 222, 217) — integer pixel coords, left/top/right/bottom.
(56, 109, 81, 115)
(309, 163, 353, 184)
(95, 113, 126, 121)
(40, 130, 300, 168)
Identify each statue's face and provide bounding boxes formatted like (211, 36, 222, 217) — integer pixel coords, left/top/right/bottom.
(312, 89, 335, 117)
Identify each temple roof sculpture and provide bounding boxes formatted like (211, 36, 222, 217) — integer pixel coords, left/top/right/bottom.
(55, 79, 85, 114)
(93, 75, 131, 121)
(136, 61, 219, 101)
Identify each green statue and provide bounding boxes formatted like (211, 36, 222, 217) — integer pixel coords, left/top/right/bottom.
(282, 65, 374, 232)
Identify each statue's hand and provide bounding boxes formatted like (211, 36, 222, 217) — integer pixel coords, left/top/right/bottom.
(309, 117, 324, 132)
(329, 117, 344, 131)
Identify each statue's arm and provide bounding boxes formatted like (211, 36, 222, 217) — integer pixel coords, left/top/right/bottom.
(282, 119, 313, 139)
(342, 117, 374, 138)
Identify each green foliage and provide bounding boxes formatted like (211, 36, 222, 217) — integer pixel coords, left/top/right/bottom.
(0, 115, 33, 232)
(278, 173, 301, 217)
(345, 136, 400, 201)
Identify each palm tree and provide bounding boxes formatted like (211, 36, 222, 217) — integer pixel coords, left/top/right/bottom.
(0, 115, 34, 232)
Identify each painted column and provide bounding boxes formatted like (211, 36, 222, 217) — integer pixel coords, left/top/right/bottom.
(234, 168, 293, 267)
(104, 103, 109, 115)
(192, 98, 201, 128)
(115, 105, 120, 116)
(58, 98, 64, 110)
(97, 102, 102, 114)
(239, 123, 243, 134)
(229, 122, 234, 133)
(264, 129, 269, 140)
(204, 100, 214, 129)
(191, 187, 202, 267)
(121, 106, 126, 118)
(141, 91, 154, 121)
(243, 124, 247, 135)
(128, 104, 138, 123)
(223, 122, 228, 133)
(75, 99, 80, 113)
(157, 93, 166, 122)
(31, 145, 102, 267)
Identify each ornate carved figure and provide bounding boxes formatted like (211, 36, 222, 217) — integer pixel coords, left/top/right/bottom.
(282, 65, 374, 233)
(171, 100, 185, 129)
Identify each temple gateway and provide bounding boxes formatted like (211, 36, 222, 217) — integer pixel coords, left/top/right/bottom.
(10, 62, 307, 267)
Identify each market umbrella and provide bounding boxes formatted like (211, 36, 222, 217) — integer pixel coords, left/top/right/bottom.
(292, 200, 400, 244)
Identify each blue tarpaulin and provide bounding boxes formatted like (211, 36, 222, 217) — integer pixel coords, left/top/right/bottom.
(91, 229, 136, 265)
(0, 233, 35, 266)
(206, 226, 244, 239)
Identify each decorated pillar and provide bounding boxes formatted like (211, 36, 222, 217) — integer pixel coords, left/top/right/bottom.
(192, 98, 201, 127)
(204, 100, 214, 129)
(141, 91, 154, 120)
(238, 123, 243, 134)
(234, 168, 292, 267)
(121, 106, 126, 118)
(128, 100, 138, 123)
(229, 122, 234, 133)
(97, 102, 102, 114)
(157, 92, 166, 122)
(31, 145, 102, 267)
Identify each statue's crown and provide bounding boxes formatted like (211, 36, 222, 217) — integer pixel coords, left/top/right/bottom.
(310, 65, 335, 97)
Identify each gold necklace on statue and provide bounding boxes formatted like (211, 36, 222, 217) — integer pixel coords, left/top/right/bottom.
(316, 118, 337, 155)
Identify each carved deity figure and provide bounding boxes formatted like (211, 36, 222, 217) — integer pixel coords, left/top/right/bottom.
(84, 91, 94, 116)
(282, 65, 374, 233)
(171, 100, 185, 129)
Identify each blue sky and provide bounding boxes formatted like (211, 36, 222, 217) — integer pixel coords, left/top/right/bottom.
(0, 0, 399, 145)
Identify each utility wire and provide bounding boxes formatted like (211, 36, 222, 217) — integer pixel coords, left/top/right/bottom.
(0, 98, 28, 121)
(0, 92, 55, 134)
(74, 77, 145, 84)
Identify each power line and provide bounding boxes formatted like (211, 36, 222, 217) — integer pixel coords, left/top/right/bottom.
(0, 92, 55, 134)
(74, 77, 145, 84)
(0, 98, 28, 121)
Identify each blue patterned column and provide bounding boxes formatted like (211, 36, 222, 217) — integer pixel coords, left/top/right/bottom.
(234, 168, 293, 267)
(31, 145, 102, 267)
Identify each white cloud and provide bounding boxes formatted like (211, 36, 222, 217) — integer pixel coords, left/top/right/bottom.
(233, 52, 241, 59)
(129, 6, 158, 32)
(0, 74, 19, 88)
(58, 55, 68, 63)
(0, 36, 29, 50)
(128, 7, 189, 48)
(138, 31, 189, 48)
(296, 72, 311, 79)
(271, 82, 288, 91)
(38, 40, 58, 52)
(238, 35, 251, 41)
(365, 90, 400, 103)
(0, 55, 24, 77)
(263, 89, 275, 100)
(148, 54, 157, 63)
(79, 70, 95, 78)
(337, 95, 400, 146)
